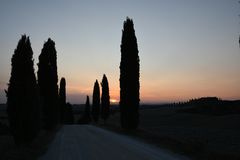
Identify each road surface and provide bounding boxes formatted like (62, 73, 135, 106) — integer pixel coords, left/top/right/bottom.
(39, 125, 189, 160)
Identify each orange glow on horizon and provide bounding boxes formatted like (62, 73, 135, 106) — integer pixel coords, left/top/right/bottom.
(65, 82, 240, 104)
(110, 99, 118, 104)
(63, 71, 240, 104)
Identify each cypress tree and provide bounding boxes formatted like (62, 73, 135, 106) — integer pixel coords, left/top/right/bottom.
(92, 80, 100, 122)
(101, 74, 110, 123)
(59, 77, 66, 123)
(78, 95, 91, 124)
(6, 35, 40, 145)
(38, 38, 59, 129)
(84, 95, 91, 123)
(65, 103, 74, 124)
(120, 17, 140, 129)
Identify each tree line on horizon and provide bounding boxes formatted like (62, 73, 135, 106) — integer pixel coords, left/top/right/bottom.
(5, 17, 140, 145)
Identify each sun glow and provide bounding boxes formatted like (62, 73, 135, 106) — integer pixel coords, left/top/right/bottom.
(110, 99, 118, 104)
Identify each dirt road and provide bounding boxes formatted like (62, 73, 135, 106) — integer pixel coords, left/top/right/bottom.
(39, 125, 189, 160)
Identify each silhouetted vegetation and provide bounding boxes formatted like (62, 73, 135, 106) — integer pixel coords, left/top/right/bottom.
(84, 96, 91, 122)
(64, 103, 74, 124)
(120, 17, 140, 129)
(101, 74, 110, 123)
(92, 80, 100, 122)
(188, 97, 220, 105)
(38, 38, 59, 130)
(59, 77, 66, 123)
(58, 77, 75, 124)
(6, 35, 40, 145)
(78, 96, 91, 124)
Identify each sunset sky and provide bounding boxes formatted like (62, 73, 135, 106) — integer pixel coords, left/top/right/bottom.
(0, 0, 239, 104)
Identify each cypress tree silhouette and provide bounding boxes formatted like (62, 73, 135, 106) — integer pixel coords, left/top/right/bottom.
(84, 95, 91, 123)
(101, 74, 110, 123)
(38, 38, 59, 129)
(59, 77, 66, 123)
(78, 95, 91, 124)
(6, 35, 40, 145)
(65, 103, 74, 124)
(92, 80, 100, 122)
(120, 17, 140, 129)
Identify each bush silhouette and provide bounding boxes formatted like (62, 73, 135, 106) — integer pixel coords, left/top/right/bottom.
(120, 17, 140, 129)
(6, 35, 40, 145)
(101, 74, 110, 123)
(38, 38, 59, 129)
(92, 80, 100, 123)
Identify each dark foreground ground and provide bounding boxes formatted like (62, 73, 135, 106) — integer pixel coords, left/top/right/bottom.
(1, 103, 240, 160)
(100, 107, 240, 160)
(0, 125, 59, 160)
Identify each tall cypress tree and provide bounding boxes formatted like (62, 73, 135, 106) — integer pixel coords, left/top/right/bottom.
(92, 80, 100, 122)
(38, 38, 59, 129)
(78, 95, 91, 124)
(59, 77, 66, 123)
(101, 74, 110, 123)
(84, 95, 91, 122)
(85, 95, 91, 123)
(6, 35, 40, 145)
(65, 102, 74, 124)
(120, 17, 140, 129)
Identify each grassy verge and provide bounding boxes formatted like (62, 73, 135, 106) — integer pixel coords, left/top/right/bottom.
(0, 126, 61, 160)
(96, 110, 240, 160)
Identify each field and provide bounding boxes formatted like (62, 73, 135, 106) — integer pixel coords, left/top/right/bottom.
(1, 103, 240, 159)
(103, 106, 240, 160)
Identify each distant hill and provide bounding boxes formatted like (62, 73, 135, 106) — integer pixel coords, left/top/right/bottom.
(177, 97, 240, 115)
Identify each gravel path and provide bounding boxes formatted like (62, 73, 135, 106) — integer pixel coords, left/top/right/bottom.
(39, 125, 189, 160)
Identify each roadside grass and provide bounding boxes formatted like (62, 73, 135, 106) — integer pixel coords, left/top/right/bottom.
(0, 126, 61, 160)
(96, 108, 240, 160)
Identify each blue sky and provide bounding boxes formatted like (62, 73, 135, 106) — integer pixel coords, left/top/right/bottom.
(0, 0, 239, 103)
